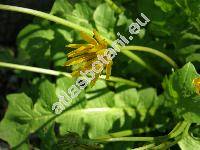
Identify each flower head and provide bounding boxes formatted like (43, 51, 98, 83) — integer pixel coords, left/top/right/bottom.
(193, 77, 200, 95)
(64, 30, 113, 85)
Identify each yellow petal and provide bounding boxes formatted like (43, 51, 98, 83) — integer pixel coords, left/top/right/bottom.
(67, 45, 94, 58)
(81, 59, 94, 70)
(193, 77, 200, 94)
(66, 44, 92, 48)
(71, 70, 81, 77)
(106, 61, 113, 80)
(87, 47, 99, 53)
(64, 53, 95, 66)
(72, 60, 93, 74)
(90, 73, 100, 87)
(93, 29, 108, 48)
(80, 32, 98, 45)
(96, 49, 106, 55)
(193, 77, 200, 85)
(87, 44, 106, 53)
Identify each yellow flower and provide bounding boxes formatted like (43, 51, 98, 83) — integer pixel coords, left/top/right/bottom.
(193, 77, 200, 94)
(64, 30, 113, 85)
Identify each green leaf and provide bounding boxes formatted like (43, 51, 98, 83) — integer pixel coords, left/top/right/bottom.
(0, 47, 14, 62)
(179, 45, 200, 55)
(17, 24, 54, 67)
(52, 52, 67, 67)
(86, 80, 115, 107)
(137, 88, 161, 121)
(0, 79, 59, 148)
(114, 84, 139, 107)
(163, 63, 200, 123)
(186, 53, 200, 63)
(55, 80, 136, 138)
(51, 0, 93, 29)
(55, 76, 86, 109)
(116, 13, 133, 31)
(175, 0, 200, 31)
(56, 107, 132, 138)
(154, 0, 173, 12)
(38, 79, 58, 111)
(50, 24, 73, 68)
(114, 84, 165, 125)
(178, 132, 200, 150)
(0, 80, 59, 148)
(38, 124, 57, 150)
(93, 3, 116, 39)
(138, 0, 172, 37)
(0, 93, 34, 149)
(66, 2, 93, 29)
(182, 33, 200, 41)
(50, 0, 73, 18)
(73, 2, 93, 21)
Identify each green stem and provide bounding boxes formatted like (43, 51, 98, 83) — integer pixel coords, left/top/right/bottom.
(0, 62, 71, 77)
(104, 0, 124, 14)
(133, 133, 183, 150)
(0, 61, 141, 87)
(0, 4, 93, 35)
(168, 121, 189, 138)
(94, 136, 160, 142)
(0, 4, 112, 43)
(121, 51, 161, 77)
(132, 143, 156, 150)
(95, 130, 133, 139)
(93, 121, 189, 143)
(103, 75, 141, 87)
(122, 46, 178, 69)
(150, 122, 190, 149)
(151, 135, 182, 150)
(0, 4, 176, 75)
(94, 125, 164, 139)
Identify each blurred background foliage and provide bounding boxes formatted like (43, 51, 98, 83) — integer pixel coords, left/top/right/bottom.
(0, 0, 200, 149)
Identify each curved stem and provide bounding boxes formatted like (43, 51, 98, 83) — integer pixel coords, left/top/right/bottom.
(94, 130, 134, 139)
(0, 62, 71, 77)
(0, 4, 176, 75)
(94, 136, 160, 142)
(168, 121, 189, 138)
(101, 75, 141, 87)
(0, 4, 93, 35)
(104, 0, 124, 14)
(0, 61, 141, 87)
(122, 46, 178, 69)
(132, 143, 156, 150)
(0, 4, 111, 43)
(149, 122, 189, 149)
(132, 133, 183, 150)
(122, 51, 161, 77)
(151, 135, 182, 150)
(94, 121, 189, 143)
(94, 124, 165, 139)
